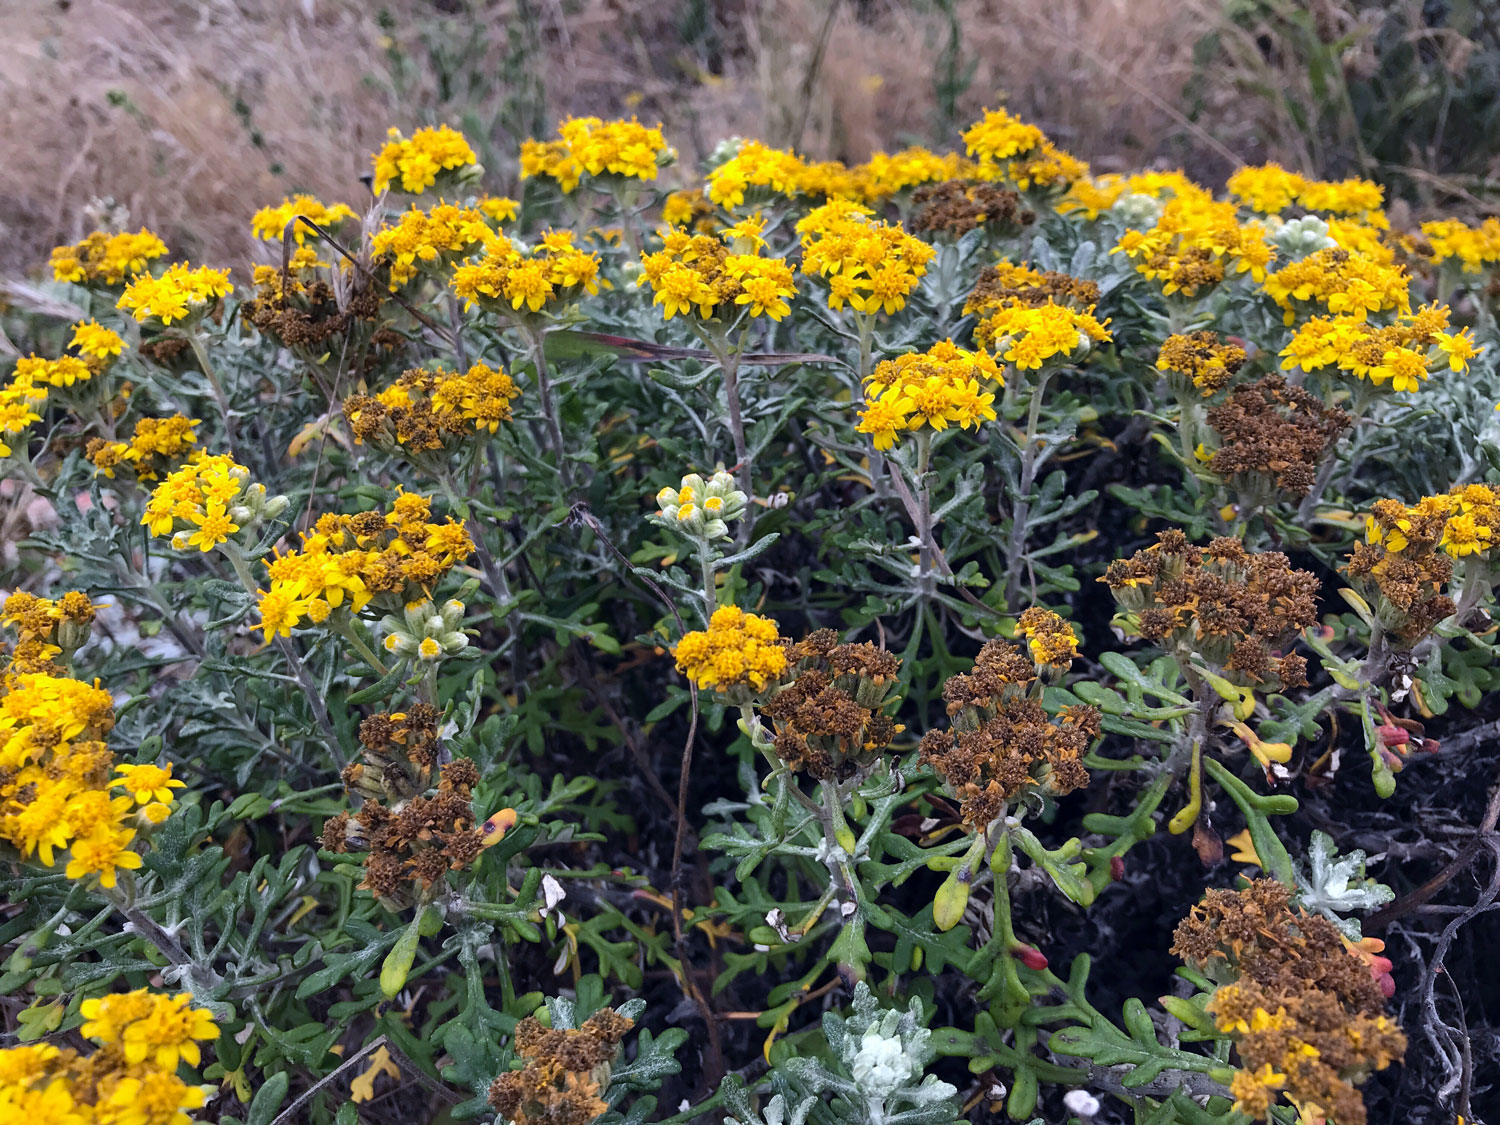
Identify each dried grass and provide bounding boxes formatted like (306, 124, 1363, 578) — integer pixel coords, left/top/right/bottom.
(0, 0, 1313, 277)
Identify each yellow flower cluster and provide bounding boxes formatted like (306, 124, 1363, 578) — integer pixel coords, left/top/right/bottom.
(450, 230, 602, 314)
(372, 124, 479, 194)
(344, 361, 521, 451)
(256, 491, 474, 640)
(1016, 607, 1081, 667)
(1262, 247, 1409, 325)
(1366, 484, 1500, 560)
(0, 374, 44, 459)
(521, 116, 672, 193)
(797, 199, 935, 315)
(1, 589, 98, 674)
(50, 228, 168, 286)
(0, 592, 185, 889)
(1227, 163, 1388, 225)
(87, 414, 200, 481)
(980, 301, 1112, 371)
(1279, 304, 1477, 393)
(141, 453, 276, 553)
(1418, 217, 1500, 275)
(70, 321, 126, 360)
(373, 201, 495, 287)
(1114, 193, 1275, 296)
(250, 194, 356, 244)
(856, 147, 971, 200)
(706, 141, 979, 210)
(0, 329, 126, 457)
(11, 354, 95, 392)
(857, 339, 1003, 450)
(707, 140, 859, 209)
(672, 605, 788, 693)
(1057, 169, 1204, 221)
(0, 988, 218, 1125)
(961, 107, 1088, 192)
(638, 219, 797, 321)
(116, 263, 234, 325)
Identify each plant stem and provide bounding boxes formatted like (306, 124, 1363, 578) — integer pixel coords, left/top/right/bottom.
(1004, 367, 1051, 608)
(186, 331, 237, 450)
(699, 543, 718, 622)
(525, 326, 572, 494)
(337, 617, 390, 677)
(913, 429, 935, 599)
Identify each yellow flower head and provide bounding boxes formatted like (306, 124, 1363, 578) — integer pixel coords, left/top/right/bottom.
(672, 605, 788, 693)
(372, 125, 479, 194)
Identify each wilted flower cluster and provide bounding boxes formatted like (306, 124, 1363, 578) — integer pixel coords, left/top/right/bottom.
(487, 1008, 635, 1125)
(51, 227, 168, 286)
(1279, 304, 1478, 392)
(919, 638, 1098, 827)
(1156, 332, 1248, 397)
(1102, 531, 1317, 690)
(797, 199, 935, 315)
(908, 179, 1034, 240)
(638, 219, 797, 321)
(522, 116, 673, 192)
(450, 230, 602, 315)
(87, 414, 199, 481)
(141, 452, 288, 553)
(1173, 880, 1404, 1125)
(0, 592, 183, 888)
(653, 470, 748, 540)
(372, 124, 481, 195)
(857, 339, 1003, 449)
(0, 988, 218, 1124)
(244, 247, 391, 357)
(323, 705, 499, 908)
(671, 605, 788, 697)
(1205, 375, 1350, 497)
(963, 262, 1109, 364)
(344, 361, 521, 454)
(761, 630, 904, 780)
(256, 491, 473, 640)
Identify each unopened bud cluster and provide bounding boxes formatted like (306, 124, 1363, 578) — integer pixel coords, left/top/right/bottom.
(381, 597, 470, 662)
(654, 470, 747, 541)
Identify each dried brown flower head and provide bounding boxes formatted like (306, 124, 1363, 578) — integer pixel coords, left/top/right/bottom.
(1173, 881, 1405, 1125)
(324, 704, 489, 910)
(919, 640, 1098, 826)
(488, 1008, 635, 1125)
(762, 632, 905, 779)
(1206, 375, 1350, 497)
(909, 180, 1035, 240)
(1101, 532, 1318, 688)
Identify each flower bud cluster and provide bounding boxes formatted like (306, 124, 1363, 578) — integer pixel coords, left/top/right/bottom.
(654, 470, 747, 541)
(381, 597, 471, 663)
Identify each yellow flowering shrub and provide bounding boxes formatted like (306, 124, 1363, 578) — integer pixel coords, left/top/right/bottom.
(7, 95, 1499, 1125)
